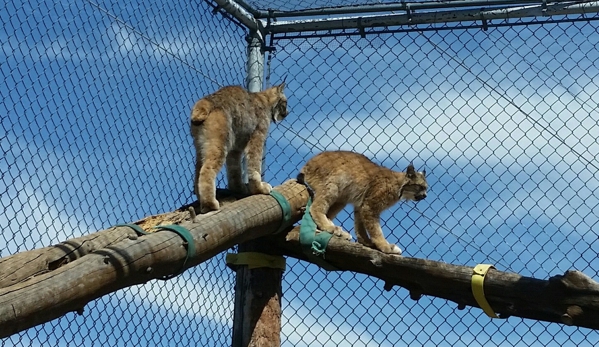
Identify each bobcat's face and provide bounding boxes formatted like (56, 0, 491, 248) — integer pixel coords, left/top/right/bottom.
(272, 96, 289, 123)
(270, 82, 289, 123)
(401, 165, 428, 201)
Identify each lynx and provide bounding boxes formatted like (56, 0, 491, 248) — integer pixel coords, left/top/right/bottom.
(297, 150, 428, 254)
(190, 83, 289, 213)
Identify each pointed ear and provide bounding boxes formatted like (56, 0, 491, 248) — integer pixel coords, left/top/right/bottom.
(277, 80, 286, 93)
(407, 163, 416, 177)
(422, 168, 426, 176)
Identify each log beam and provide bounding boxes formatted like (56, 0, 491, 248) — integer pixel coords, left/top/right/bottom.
(271, 227, 599, 330)
(0, 180, 308, 338)
(0, 188, 251, 289)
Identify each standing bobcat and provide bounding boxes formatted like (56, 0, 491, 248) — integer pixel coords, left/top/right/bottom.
(191, 83, 289, 213)
(297, 150, 428, 254)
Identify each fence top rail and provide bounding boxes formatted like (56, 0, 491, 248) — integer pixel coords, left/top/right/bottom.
(247, 0, 588, 18)
(215, 0, 599, 38)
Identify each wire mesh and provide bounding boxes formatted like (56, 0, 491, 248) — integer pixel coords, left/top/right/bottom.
(1, 0, 245, 346)
(3, 0, 599, 346)
(264, 18, 599, 347)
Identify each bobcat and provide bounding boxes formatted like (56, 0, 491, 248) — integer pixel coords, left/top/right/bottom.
(297, 150, 428, 254)
(190, 83, 289, 213)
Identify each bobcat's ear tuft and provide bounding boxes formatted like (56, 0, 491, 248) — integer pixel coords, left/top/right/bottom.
(422, 168, 426, 176)
(407, 163, 416, 177)
(277, 80, 286, 93)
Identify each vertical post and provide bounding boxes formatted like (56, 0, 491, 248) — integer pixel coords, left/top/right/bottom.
(241, 30, 265, 184)
(245, 31, 264, 93)
(232, 30, 283, 347)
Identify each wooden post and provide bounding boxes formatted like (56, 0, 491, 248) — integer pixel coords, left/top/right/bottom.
(232, 238, 283, 347)
(232, 29, 282, 347)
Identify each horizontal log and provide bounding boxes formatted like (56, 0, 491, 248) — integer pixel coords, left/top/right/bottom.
(0, 180, 309, 338)
(271, 227, 599, 330)
(0, 189, 248, 289)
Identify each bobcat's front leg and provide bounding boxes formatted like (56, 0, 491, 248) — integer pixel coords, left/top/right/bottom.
(354, 210, 373, 248)
(245, 129, 272, 195)
(359, 207, 402, 255)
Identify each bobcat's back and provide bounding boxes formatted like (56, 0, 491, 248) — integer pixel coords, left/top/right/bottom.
(190, 85, 288, 151)
(190, 83, 289, 213)
(299, 150, 427, 208)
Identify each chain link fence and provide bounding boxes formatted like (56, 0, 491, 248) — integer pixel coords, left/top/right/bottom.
(265, 16, 599, 347)
(1, 0, 245, 346)
(2, 0, 599, 346)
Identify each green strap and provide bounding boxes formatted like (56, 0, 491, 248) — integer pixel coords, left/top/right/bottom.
(152, 225, 196, 279)
(115, 223, 195, 280)
(299, 198, 339, 271)
(270, 190, 293, 233)
(115, 223, 148, 236)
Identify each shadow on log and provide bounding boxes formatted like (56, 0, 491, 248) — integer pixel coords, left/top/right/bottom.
(269, 227, 599, 330)
(0, 180, 308, 338)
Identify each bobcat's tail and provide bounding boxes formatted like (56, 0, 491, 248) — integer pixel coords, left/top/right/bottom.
(296, 171, 315, 199)
(190, 99, 212, 126)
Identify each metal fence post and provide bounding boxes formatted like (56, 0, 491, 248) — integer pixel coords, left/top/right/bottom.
(232, 30, 283, 347)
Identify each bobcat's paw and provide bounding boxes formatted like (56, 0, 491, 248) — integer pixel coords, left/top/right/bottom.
(249, 181, 272, 195)
(332, 226, 352, 241)
(200, 199, 220, 214)
(380, 243, 402, 255)
(319, 225, 351, 240)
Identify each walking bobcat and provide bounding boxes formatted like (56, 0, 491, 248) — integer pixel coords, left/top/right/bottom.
(297, 150, 428, 254)
(191, 83, 289, 213)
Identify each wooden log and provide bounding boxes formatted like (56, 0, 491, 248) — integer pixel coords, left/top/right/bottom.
(0, 189, 247, 289)
(271, 227, 599, 330)
(0, 180, 309, 338)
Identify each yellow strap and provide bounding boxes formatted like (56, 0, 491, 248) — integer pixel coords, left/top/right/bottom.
(226, 252, 286, 270)
(471, 264, 499, 318)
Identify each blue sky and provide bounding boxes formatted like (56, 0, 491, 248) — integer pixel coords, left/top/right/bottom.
(2, 0, 599, 346)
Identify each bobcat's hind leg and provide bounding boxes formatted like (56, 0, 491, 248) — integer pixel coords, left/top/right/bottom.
(193, 151, 203, 201)
(198, 131, 227, 213)
(359, 207, 401, 255)
(191, 126, 204, 201)
(354, 209, 373, 248)
(310, 186, 352, 240)
(226, 149, 246, 194)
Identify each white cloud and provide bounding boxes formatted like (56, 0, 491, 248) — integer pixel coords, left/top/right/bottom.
(130, 270, 234, 327)
(282, 305, 393, 347)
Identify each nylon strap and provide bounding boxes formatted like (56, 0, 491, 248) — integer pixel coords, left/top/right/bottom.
(115, 223, 148, 236)
(226, 252, 286, 270)
(152, 225, 196, 279)
(114, 224, 195, 280)
(471, 264, 499, 318)
(269, 190, 293, 233)
(298, 198, 339, 271)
